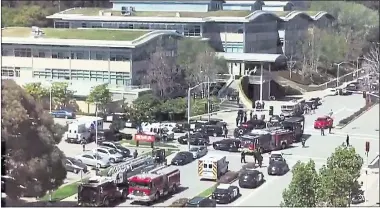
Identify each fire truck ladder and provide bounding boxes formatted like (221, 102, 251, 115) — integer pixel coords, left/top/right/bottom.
(107, 155, 153, 178)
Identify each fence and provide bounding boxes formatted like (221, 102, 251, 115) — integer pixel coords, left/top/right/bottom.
(310, 68, 370, 90)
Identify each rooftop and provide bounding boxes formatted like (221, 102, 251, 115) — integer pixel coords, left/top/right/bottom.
(269, 11, 321, 17)
(62, 7, 252, 17)
(2, 27, 149, 41)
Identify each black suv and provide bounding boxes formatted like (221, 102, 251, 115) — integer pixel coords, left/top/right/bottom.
(199, 125, 223, 137)
(234, 119, 267, 137)
(178, 132, 209, 145)
(77, 178, 128, 207)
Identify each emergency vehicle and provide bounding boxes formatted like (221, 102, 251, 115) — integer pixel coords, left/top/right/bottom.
(280, 102, 303, 117)
(239, 127, 294, 153)
(65, 116, 103, 143)
(198, 155, 229, 181)
(141, 123, 175, 141)
(128, 166, 181, 203)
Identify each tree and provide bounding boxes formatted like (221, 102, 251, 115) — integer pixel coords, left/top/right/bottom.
(317, 145, 363, 207)
(51, 82, 74, 109)
(86, 84, 112, 113)
(23, 82, 48, 100)
(363, 43, 380, 74)
(1, 80, 67, 199)
(11, 5, 54, 27)
(282, 160, 320, 207)
(124, 94, 162, 125)
(144, 37, 182, 98)
(177, 39, 228, 87)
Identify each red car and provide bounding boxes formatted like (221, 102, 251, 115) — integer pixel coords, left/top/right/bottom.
(314, 116, 333, 129)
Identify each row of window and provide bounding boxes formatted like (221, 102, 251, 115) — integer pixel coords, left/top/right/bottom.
(1, 67, 21, 77)
(32, 69, 131, 85)
(56, 21, 202, 37)
(2, 47, 130, 61)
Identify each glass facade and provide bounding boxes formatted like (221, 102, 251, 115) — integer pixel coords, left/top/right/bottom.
(32, 68, 131, 85)
(1, 67, 20, 77)
(56, 21, 202, 37)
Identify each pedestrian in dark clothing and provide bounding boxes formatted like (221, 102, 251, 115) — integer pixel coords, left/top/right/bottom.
(328, 125, 332, 134)
(81, 140, 86, 152)
(346, 135, 350, 146)
(243, 114, 247, 123)
(253, 150, 258, 164)
(224, 128, 228, 138)
(320, 128, 325, 136)
(133, 150, 138, 159)
(250, 111, 253, 120)
(236, 117, 239, 127)
(237, 97, 240, 104)
(240, 115, 243, 124)
(241, 151, 246, 163)
(262, 102, 265, 110)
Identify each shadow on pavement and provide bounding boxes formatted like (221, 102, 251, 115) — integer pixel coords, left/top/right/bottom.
(4, 198, 78, 207)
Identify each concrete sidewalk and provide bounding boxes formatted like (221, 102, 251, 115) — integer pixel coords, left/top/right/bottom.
(356, 170, 379, 206)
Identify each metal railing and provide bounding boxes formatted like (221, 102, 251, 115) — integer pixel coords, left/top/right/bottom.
(310, 68, 369, 90)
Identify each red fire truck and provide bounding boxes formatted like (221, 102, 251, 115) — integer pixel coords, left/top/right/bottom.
(239, 127, 295, 153)
(128, 166, 180, 204)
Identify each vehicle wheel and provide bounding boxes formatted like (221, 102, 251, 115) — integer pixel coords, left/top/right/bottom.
(97, 163, 102, 168)
(172, 184, 177, 193)
(65, 115, 68, 119)
(110, 158, 115, 163)
(74, 169, 79, 174)
(122, 190, 128, 200)
(281, 142, 287, 149)
(213, 133, 217, 137)
(103, 198, 110, 207)
(213, 144, 217, 150)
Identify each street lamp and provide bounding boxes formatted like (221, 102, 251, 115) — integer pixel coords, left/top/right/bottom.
(187, 80, 216, 150)
(333, 62, 355, 87)
(46, 80, 53, 113)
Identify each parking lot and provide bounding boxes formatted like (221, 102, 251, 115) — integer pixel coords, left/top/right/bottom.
(55, 93, 377, 206)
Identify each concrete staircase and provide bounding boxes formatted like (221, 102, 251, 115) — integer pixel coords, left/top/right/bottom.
(218, 79, 241, 110)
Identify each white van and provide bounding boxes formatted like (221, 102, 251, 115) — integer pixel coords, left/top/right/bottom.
(76, 116, 103, 131)
(65, 121, 91, 143)
(198, 155, 229, 181)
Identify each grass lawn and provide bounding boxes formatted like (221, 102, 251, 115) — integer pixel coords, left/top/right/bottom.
(40, 182, 80, 202)
(197, 184, 218, 197)
(121, 140, 178, 148)
(2, 27, 149, 41)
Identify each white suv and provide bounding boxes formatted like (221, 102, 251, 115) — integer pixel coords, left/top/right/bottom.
(92, 147, 124, 163)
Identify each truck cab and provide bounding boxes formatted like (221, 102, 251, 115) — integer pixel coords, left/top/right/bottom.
(77, 176, 128, 207)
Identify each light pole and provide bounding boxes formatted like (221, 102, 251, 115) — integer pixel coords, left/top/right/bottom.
(47, 80, 53, 113)
(333, 62, 355, 87)
(187, 80, 215, 150)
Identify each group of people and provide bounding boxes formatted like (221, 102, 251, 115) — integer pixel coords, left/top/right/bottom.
(235, 110, 264, 127)
(240, 148, 263, 168)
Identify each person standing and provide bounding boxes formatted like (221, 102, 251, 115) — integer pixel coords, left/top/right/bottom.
(241, 151, 246, 163)
(250, 111, 253, 120)
(262, 101, 265, 110)
(81, 140, 86, 152)
(320, 128, 325, 136)
(133, 149, 138, 159)
(253, 149, 258, 165)
(346, 135, 350, 146)
(243, 113, 247, 123)
(236, 117, 239, 127)
(328, 125, 332, 134)
(224, 127, 228, 138)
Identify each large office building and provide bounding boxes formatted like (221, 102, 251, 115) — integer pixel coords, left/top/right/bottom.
(1, 27, 182, 88)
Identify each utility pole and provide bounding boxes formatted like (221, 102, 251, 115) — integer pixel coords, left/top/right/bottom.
(207, 76, 210, 122)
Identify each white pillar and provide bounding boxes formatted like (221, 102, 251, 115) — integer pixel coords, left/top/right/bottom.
(268, 64, 271, 98)
(260, 63, 263, 102)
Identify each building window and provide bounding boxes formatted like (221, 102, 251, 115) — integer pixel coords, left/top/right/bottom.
(90, 51, 107, 60)
(1, 48, 14, 56)
(184, 25, 201, 37)
(110, 52, 129, 61)
(52, 69, 70, 80)
(33, 69, 51, 78)
(14, 48, 31, 57)
(90, 71, 109, 82)
(71, 51, 88, 60)
(119, 23, 133, 29)
(71, 70, 90, 80)
(1, 67, 20, 77)
(52, 50, 69, 59)
(55, 21, 70, 28)
(81, 23, 87, 28)
(110, 71, 130, 85)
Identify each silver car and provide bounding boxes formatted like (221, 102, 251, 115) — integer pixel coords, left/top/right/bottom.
(189, 146, 208, 159)
(92, 147, 124, 163)
(74, 153, 110, 168)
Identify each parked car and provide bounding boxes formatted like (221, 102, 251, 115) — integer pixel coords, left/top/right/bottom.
(50, 110, 76, 119)
(99, 141, 130, 158)
(212, 139, 241, 152)
(171, 151, 194, 166)
(74, 153, 110, 168)
(92, 147, 124, 163)
(238, 170, 265, 189)
(211, 184, 240, 204)
(314, 116, 334, 129)
(185, 196, 216, 207)
(199, 125, 224, 137)
(64, 157, 88, 174)
(178, 132, 209, 145)
(267, 159, 290, 176)
(189, 146, 208, 159)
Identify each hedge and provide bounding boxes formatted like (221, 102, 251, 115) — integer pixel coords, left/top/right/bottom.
(339, 102, 377, 125)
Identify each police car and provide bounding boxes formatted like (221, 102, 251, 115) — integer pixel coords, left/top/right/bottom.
(211, 184, 240, 204)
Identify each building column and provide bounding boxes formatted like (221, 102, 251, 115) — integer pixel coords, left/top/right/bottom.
(260, 63, 263, 102)
(268, 64, 271, 98)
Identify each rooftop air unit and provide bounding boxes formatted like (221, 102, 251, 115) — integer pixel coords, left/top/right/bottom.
(31, 26, 44, 38)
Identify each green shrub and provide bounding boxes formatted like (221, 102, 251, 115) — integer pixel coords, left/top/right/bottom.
(169, 198, 189, 207)
(338, 104, 375, 125)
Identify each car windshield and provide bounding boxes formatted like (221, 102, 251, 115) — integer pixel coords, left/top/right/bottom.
(108, 149, 118, 154)
(316, 117, 327, 121)
(114, 144, 123, 149)
(129, 181, 151, 189)
(190, 147, 199, 152)
(214, 188, 229, 194)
